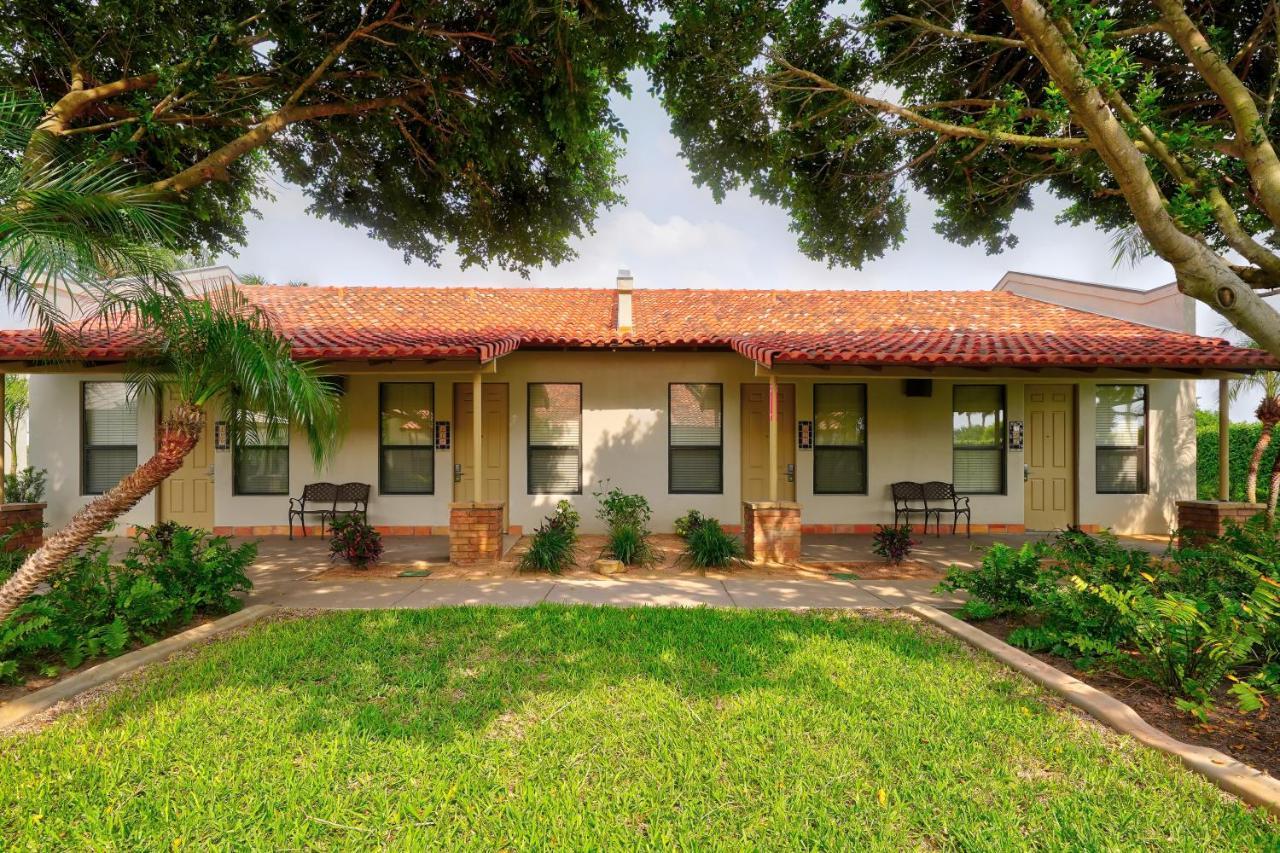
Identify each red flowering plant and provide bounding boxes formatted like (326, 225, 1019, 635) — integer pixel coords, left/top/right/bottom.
(329, 516, 384, 569)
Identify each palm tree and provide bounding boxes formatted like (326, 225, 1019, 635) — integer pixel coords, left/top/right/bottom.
(0, 288, 343, 623)
(3, 374, 27, 475)
(1, 91, 180, 341)
(1219, 335, 1280, 504)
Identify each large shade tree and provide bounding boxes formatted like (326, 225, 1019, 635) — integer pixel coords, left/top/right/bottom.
(1, 0, 653, 271)
(653, 0, 1280, 358)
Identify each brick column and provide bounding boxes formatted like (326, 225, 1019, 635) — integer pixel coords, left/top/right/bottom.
(743, 501, 801, 564)
(1176, 500, 1265, 543)
(449, 501, 505, 564)
(0, 502, 45, 551)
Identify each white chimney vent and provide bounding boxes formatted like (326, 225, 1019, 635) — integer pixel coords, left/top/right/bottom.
(616, 268, 634, 335)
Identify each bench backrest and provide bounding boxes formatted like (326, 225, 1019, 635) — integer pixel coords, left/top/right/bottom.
(300, 482, 339, 507)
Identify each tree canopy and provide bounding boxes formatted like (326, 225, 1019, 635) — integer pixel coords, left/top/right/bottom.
(1, 0, 653, 271)
(653, 0, 1280, 357)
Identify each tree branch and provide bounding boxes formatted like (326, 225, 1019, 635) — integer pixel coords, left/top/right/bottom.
(873, 15, 1025, 48)
(1152, 0, 1280, 229)
(768, 56, 1093, 150)
(152, 90, 431, 194)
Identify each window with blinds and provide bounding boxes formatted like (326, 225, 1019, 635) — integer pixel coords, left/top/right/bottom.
(82, 382, 138, 495)
(814, 384, 868, 494)
(952, 385, 1005, 494)
(234, 415, 289, 495)
(379, 383, 434, 494)
(528, 383, 582, 494)
(669, 383, 723, 494)
(1095, 385, 1148, 494)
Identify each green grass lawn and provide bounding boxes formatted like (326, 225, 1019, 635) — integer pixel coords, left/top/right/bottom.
(2, 607, 1275, 849)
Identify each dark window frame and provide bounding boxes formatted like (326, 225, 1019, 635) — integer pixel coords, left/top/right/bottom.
(1095, 384, 1150, 495)
(812, 383, 869, 495)
(378, 381, 436, 496)
(951, 384, 1007, 496)
(80, 381, 138, 496)
(232, 417, 290, 496)
(668, 382, 724, 495)
(527, 382, 583, 495)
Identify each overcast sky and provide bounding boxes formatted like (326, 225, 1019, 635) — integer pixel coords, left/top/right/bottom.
(218, 73, 1176, 293)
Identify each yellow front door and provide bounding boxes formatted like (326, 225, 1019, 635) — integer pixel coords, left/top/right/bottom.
(741, 383, 796, 502)
(454, 382, 509, 524)
(158, 389, 215, 528)
(1024, 385, 1075, 531)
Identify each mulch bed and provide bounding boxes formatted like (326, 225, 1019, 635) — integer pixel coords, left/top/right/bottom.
(0, 613, 221, 706)
(974, 616, 1279, 778)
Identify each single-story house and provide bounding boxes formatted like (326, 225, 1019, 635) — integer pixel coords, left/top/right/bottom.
(0, 270, 1272, 562)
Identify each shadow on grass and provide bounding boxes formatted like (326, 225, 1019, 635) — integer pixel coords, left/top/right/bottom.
(95, 606, 966, 748)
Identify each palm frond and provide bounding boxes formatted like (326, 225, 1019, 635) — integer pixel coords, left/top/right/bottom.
(118, 287, 344, 468)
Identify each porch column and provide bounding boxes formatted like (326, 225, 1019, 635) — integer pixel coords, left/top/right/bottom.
(768, 372, 778, 502)
(1218, 378, 1230, 501)
(472, 371, 483, 503)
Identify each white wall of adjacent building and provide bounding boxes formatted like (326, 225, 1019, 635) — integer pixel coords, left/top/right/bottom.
(29, 351, 1196, 536)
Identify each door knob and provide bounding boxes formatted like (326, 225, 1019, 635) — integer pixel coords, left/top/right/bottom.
(786, 463, 795, 483)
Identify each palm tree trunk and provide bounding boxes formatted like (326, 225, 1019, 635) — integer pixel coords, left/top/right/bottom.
(1269, 450, 1280, 526)
(1246, 427, 1273, 503)
(0, 402, 203, 625)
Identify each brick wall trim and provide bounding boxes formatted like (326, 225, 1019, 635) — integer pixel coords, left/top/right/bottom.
(743, 500, 802, 565)
(1176, 500, 1265, 543)
(449, 501, 505, 565)
(0, 502, 46, 551)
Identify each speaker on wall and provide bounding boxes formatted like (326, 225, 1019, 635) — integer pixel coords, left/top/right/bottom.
(903, 378, 933, 398)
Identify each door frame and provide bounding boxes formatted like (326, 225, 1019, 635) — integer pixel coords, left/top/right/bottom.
(739, 381, 797, 503)
(1022, 383, 1078, 530)
(452, 381, 510, 526)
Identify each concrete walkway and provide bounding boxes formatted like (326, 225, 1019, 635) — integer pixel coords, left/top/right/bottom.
(245, 573, 964, 611)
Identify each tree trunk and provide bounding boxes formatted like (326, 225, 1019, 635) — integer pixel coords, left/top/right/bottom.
(1269, 450, 1280, 526)
(1246, 426, 1273, 503)
(0, 402, 203, 625)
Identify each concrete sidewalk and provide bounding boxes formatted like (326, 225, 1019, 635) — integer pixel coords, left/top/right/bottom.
(245, 574, 964, 611)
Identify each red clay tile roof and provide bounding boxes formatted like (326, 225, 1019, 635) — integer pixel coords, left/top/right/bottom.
(0, 285, 1273, 371)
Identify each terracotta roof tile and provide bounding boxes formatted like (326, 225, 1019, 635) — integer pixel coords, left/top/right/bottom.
(0, 284, 1271, 371)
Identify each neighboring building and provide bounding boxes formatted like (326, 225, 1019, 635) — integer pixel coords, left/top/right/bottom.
(1, 272, 1272, 538)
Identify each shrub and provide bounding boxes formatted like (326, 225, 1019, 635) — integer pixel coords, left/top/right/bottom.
(1195, 410, 1280, 501)
(550, 499, 580, 536)
(603, 523, 658, 567)
(871, 524, 916, 565)
(2, 466, 46, 503)
(682, 517, 743, 569)
(329, 517, 384, 568)
(0, 526, 256, 682)
(593, 480, 652, 531)
(126, 524, 255, 618)
(674, 509, 711, 539)
(519, 517, 578, 574)
(937, 542, 1045, 613)
(940, 526, 1280, 718)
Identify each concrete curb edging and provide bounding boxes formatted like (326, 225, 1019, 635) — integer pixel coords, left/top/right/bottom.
(0, 604, 275, 731)
(907, 603, 1280, 816)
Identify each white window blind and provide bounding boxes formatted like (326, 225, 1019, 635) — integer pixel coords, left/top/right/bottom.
(669, 383, 722, 493)
(952, 385, 1005, 494)
(380, 383, 434, 494)
(82, 382, 137, 494)
(814, 384, 867, 494)
(235, 414, 289, 495)
(528, 383, 581, 494)
(1095, 385, 1147, 493)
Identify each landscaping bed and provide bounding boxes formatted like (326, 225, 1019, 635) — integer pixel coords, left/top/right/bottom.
(0, 524, 255, 691)
(937, 521, 1280, 781)
(1, 606, 1274, 847)
(974, 614, 1280, 777)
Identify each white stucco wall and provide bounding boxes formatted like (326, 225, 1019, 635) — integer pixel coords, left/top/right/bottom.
(29, 373, 158, 531)
(27, 358, 1196, 536)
